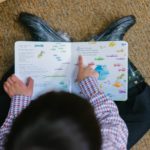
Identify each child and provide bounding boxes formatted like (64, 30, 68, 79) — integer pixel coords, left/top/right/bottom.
(0, 56, 128, 150)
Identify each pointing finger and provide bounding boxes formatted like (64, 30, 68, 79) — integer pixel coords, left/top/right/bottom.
(78, 55, 84, 70)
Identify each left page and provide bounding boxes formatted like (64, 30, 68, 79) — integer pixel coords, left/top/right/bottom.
(15, 42, 71, 100)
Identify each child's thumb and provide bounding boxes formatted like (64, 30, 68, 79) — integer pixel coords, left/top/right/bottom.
(27, 77, 34, 90)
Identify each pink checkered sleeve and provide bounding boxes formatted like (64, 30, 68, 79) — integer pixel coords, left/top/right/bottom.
(0, 95, 31, 150)
(79, 77, 128, 150)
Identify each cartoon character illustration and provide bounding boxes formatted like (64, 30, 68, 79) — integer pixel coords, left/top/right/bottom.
(119, 89, 126, 93)
(95, 65, 109, 80)
(117, 73, 125, 79)
(113, 82, 122, 88)
(37, 51, 45, 58)
(114, 63, 122, 67)
(94, 56, 104, 61)
(109, 42, 116, 47)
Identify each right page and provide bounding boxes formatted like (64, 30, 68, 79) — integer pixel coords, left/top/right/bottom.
(71, 41, 128, 101)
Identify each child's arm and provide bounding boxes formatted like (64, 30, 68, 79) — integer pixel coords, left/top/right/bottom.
(77, 56, 128, 150)
(79, 77, 128, 150)
(0, 75, 34, 149)
(0, 96, 31, 148)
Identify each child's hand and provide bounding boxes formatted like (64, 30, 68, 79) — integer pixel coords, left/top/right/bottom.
(3, 74, 34, 97)
(77, 56, 99, 82)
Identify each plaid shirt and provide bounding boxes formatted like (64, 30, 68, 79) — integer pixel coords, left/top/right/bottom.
(0, 77, 128, 150)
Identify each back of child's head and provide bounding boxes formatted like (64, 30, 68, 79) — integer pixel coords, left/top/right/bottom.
(5, 92, 101, 150)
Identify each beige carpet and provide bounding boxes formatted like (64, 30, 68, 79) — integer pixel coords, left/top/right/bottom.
(0, 0, 150, 149)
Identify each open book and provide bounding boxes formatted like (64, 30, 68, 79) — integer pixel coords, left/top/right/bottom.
(15, 41, 128, 101)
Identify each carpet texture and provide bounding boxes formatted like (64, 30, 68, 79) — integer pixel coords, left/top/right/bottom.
(0, 0, 150, 149)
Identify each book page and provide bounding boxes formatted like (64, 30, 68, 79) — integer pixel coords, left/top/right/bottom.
(15, 42, 71, 100)
(71, 41, 128, 101)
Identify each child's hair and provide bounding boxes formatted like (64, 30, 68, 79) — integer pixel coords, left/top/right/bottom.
(5, 92, 101, 150)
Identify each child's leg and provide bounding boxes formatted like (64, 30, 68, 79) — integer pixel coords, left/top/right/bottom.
(0, 66, 13, 127)
(0, 93, 10, 127)
(116, 84, 150, 149)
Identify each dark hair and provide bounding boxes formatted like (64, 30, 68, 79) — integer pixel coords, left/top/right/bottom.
(5, 92, 101, 150)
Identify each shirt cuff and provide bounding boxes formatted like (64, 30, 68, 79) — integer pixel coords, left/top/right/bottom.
(10, 95, 31, 117)
(79, 77, 104, 99)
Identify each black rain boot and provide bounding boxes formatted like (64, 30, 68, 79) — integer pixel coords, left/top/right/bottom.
(91, 15, 136, 41)
(19, 12, 71, 42)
